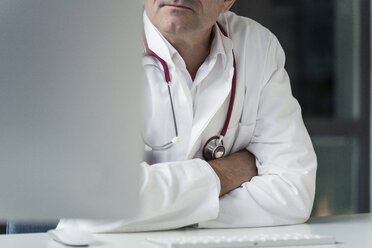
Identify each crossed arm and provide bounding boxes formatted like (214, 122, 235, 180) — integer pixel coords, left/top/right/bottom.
(208, 150, 257, 197)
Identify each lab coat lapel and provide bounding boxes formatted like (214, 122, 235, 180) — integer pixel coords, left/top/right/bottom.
(187, 32, 235, 157)
(187, 72, 233, 157)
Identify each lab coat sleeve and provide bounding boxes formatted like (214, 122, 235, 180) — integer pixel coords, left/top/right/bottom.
(57, 159, 220, 232)
(132, 159, 221, 231)
(199, 34, 317, 228)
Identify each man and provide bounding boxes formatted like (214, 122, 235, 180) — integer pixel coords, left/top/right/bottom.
(58, 0, 316, 232)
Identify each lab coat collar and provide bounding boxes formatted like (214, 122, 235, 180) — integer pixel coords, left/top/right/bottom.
(143, 12, 176, 67)
(209, 23, 231, 69)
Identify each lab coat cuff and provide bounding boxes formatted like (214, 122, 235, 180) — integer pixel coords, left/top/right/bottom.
(197, 159, 221, 197)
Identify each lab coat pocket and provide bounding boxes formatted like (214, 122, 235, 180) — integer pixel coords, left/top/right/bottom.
(229, 123, 256, 154)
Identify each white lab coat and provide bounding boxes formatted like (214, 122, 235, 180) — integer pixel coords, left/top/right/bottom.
(58, 11, 317, 232)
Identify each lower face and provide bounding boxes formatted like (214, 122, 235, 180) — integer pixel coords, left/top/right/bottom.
(145, 0, 225, 38)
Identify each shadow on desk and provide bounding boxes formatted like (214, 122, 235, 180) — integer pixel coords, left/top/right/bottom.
(307, 213, 371, 224)
(6, 222, 57, 234)
(0, 223, 6, 234)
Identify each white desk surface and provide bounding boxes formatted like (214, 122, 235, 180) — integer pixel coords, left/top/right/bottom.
(0, 213, 371, 248)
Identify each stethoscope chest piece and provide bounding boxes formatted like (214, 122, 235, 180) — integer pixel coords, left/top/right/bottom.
(203, 136, 225, 161)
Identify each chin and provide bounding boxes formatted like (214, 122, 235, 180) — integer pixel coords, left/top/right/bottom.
(160, 17, 195, 35)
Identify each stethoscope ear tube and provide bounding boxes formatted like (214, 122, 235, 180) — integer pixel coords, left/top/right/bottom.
(144, 136, 180, 152)
(142, 72, 179, 151)
(143, 41, 179, 152)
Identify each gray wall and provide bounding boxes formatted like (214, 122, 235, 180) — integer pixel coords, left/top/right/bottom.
(370, 0, 372, 212)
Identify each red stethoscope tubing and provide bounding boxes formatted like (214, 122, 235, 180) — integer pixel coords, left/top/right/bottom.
(216, 23, 236, 138)
(144, 22, 236, 153)
(144, 49, 171, 83)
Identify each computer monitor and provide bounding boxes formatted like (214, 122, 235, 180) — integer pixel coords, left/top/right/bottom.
(0, 1, 142, 221)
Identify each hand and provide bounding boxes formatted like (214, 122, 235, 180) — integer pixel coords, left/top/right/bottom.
(208, 149, 257, 197)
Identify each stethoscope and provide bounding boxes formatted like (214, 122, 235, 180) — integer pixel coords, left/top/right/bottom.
(143, 23, 236, 161)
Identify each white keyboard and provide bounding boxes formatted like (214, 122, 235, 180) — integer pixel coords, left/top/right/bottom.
(147, 233, 336, 248)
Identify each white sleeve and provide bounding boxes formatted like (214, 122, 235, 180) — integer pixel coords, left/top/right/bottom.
(133, 159, 221, 231)
(199, 34, 317, 228)
(57, 159, 220, 232)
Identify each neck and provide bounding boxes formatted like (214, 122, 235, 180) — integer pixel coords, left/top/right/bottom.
(164, 28, 213, 81)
